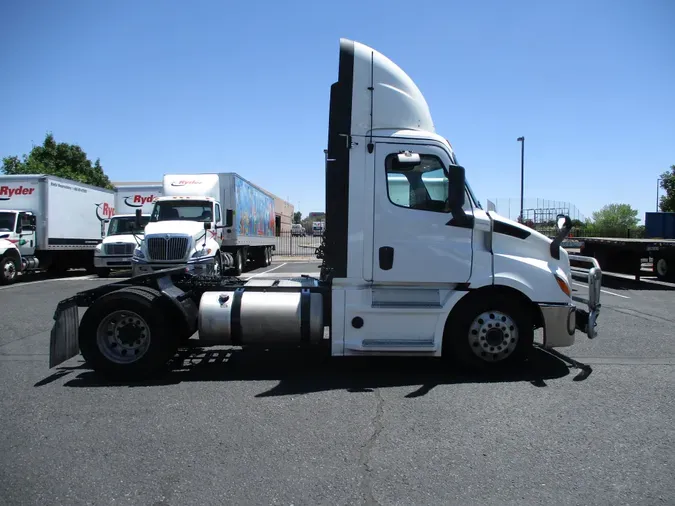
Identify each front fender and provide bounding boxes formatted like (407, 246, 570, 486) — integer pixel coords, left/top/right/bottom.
(492, 253, 570, 304)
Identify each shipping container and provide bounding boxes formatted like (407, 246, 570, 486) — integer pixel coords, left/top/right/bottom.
(645, 212, 675, 239)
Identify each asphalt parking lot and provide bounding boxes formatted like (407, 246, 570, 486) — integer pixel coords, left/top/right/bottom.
(0, 261, 673, 506)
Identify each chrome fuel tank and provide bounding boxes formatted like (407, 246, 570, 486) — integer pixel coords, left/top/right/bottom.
(198, 278, 324, 344)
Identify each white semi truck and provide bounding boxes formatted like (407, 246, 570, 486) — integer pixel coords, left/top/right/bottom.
(93, 185, 162, 277)
(0, 175, 116, 284)
(131, 173, 276, 277)
(49, 39, 602, 380)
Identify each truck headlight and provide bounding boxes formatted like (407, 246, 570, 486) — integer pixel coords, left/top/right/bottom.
(191, 247, 212, 259)
(94, 244, 102, 255)
(133, 247, 145, 260)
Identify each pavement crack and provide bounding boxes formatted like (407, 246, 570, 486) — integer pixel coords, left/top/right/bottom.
(606, 306, 675, 325)
(359, 388, 385, 506)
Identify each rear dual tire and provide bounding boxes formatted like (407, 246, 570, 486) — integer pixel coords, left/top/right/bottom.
(79, 287, 179, 380)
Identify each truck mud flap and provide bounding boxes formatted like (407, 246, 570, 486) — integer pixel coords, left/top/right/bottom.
(49, 300, 80, 368)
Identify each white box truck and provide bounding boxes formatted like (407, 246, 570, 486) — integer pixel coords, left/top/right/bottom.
(0, 174, 116, 284)
(49, 38, 602, 381)
(92, 184, 163, 277)
(131, 173, 276, 277)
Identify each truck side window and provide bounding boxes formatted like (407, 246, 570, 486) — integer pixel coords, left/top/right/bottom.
(215, 203, 221, 224)
(18, 213, 32, 232)
(385, 154, 452, 213)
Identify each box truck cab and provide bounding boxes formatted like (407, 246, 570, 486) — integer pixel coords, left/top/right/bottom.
(93, 185, 161, 277)
(49, 38, 602, 381)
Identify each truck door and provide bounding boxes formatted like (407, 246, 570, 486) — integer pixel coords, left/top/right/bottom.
(372, 143, 473, 284)
(16, 212, 36, 256)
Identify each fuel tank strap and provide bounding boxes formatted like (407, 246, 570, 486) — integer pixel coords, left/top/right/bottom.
(230, 287, 244, 346)
(300, 288, 311, 343)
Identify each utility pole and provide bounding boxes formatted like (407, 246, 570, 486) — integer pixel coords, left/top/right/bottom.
(517, 136, 525, 222)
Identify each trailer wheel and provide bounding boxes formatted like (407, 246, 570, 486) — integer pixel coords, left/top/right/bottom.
(0, 256, 18, 285)
(445, 293, 534, 371)
(79, 287, 179, 380)
(654, 256, 673, 281)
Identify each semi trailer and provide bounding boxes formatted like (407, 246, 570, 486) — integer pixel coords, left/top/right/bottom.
(93, 185, 162, 277)
(0, 174, 116, 284)
(49, 38, 602, 380)
(131, 172, 275, 277)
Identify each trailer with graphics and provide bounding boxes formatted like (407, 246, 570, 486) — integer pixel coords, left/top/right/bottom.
(92, 184, 163, 277)
(132, 173, 275, 277)
(0, 174, 116, 283)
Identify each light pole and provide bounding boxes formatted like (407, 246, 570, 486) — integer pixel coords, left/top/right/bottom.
(656, 176, 663, 212)
(517, 136, 525, 222)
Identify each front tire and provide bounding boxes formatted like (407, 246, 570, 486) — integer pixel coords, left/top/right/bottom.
(446, 293, 534, 371)
(79, 287, 179, 380)
(0, 256, 18, 285)
(96, 268, 110, 278)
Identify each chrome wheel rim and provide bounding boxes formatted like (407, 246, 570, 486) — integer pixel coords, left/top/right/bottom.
(96, 310, 151, 364)
(3, 260, 16, 281)
(468, 310, 519, 361)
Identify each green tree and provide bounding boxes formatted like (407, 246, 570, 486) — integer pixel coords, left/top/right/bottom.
(1, 133, 114, 189)
(591, 203, 639, 231)
(293, 211, 302, 224)
(659, 165, 675, 212)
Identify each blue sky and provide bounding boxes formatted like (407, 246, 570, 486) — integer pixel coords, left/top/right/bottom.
(1, 0, 673, 223)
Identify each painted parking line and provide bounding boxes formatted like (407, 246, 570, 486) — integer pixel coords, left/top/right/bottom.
(0, 275, 98, 291)
(241, 263, 287, 280)
(572, 282, 630, 299)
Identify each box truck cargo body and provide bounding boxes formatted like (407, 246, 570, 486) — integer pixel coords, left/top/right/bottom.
(92, 185, 163, 277)
(0, 175, 116, 282)
(132, 173, 275, 276)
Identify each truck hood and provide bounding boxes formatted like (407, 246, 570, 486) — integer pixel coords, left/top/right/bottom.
(102, 234, 143, 245)
(489, 212, 570, 275)
(143, 220, 208, 241)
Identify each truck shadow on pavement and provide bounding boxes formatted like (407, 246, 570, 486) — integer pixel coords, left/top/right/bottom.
(45, 345, 585, 397)
(599, 275, 675, 292)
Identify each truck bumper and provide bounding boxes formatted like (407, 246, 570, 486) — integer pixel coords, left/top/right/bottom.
(131, 256, 216, 277)
(94, 256, 132, 269)
(540, 257, 602, 348)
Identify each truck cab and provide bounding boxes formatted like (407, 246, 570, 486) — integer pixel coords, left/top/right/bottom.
(0, 210, 37, 284)
(132, 195, 229, 277)
(93, 214, 150, 277)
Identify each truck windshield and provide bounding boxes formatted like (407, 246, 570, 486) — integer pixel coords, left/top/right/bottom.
(107, 216, 150, 236)
(150, 200, 215, 222)
(0, 212, 16, 232)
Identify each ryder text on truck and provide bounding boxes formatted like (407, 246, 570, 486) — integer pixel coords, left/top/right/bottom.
(48, 39, 602, 379)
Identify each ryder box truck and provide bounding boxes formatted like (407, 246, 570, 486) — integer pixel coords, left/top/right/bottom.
(92, 184, 163, 277)
(49, 39, 602, 380)
(0, 175, 115, 284)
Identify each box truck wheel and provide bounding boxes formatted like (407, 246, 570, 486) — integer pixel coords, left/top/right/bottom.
(445, 293, 534, 371)
(78, 287, 179, 380)
(266, 246, 272, 266)
(0, 256, 19, 285)
(231, 250, 244, 276)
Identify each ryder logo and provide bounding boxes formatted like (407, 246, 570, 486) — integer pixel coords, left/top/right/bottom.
(0, 185, 36, 201)
(95, 202, 115, 221)
(170, 179, 203, 187)
(124, 194, 157, 208)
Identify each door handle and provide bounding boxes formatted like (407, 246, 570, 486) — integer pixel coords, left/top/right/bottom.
(379, 246, 394, 270)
